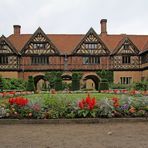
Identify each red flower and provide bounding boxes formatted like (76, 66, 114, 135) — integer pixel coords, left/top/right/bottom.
(79, 101, 84, 109)
(112, 97, 119, 108)
(8, 97, 29, 106)
(78, 95, 96, 110)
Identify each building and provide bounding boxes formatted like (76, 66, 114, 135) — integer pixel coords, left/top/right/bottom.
(0, 19, 148, 90)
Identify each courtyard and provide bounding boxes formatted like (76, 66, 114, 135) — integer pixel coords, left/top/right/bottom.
(0, 122, 148, 148)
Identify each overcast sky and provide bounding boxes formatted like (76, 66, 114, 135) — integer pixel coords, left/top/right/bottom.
(0, 0, 148, 36)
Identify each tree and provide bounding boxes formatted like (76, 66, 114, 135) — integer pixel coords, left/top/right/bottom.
(45, 71, 63, 91)
(26, 76, 35, 91)
(0, 75, 3, 92)
(72, 72, 82, 91)
(96, 70, 113, 83)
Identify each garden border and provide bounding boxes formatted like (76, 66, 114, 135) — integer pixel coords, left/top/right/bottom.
(0, 118, 148, 124)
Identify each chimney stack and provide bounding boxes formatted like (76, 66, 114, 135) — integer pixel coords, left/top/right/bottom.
(100, 19, 107, 35)
(13, 25, 21, 35)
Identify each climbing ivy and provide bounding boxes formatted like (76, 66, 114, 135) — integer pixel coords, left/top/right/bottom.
(96, 70, 113, 83)
(45, 71, 63, 91)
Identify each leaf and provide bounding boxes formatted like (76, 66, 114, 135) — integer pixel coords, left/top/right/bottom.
(90, 111, 96, 118)
(82, 110, 89, 117)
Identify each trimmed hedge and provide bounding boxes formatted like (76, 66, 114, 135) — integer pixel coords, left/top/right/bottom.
(26, 76, 35, 91)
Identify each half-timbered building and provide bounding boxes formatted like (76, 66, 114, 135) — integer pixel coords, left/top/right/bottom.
(0, 19, 148, 90)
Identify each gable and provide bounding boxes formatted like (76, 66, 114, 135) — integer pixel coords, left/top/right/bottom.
(0, 35, 18, 55)
(72, 28, 109, 55)
(112, 37, 139, 55)
(21, 28, 60, 55)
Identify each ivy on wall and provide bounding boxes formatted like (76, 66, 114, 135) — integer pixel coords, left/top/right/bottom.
(96, 70, 113, 83)
(45, 71, 63, 91)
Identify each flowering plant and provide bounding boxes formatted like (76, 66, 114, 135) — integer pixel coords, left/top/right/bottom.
(77, 94, 98, 118)
(9, 97, 29, 106)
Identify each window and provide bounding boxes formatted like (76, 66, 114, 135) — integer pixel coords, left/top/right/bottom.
(123, 42, 129, 50)
(85, 43, 97, 49)
(83, 57, 100, 64)
(33, 43, 45, 49)
(141, 54, 148, 64)
(120, 77, 132, 84)
(31, 56, 49, 65)
(122, 56, 131, 64)
(0, 56, 8, 64)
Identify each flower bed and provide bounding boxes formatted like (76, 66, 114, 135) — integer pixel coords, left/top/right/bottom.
(0, 94, 148, 119)
(0, 91, 34, 99)
(100, 89, 148, 95)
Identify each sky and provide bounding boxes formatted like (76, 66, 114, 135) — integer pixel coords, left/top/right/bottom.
(0, 0, 148, 36)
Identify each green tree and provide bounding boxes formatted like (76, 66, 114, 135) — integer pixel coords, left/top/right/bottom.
(26, 76, 35, 91)
(45, 71, 63, 91)
(96, 70, 113, 83)
(72, 72, 82, 91)
(0, 75, 3, 92)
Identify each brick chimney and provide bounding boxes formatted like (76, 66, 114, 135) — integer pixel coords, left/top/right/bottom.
(13, 25, 21, 35)
(100, 19, 107, 35)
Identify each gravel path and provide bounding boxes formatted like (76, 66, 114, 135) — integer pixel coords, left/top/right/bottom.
(0, 122, 148, 148)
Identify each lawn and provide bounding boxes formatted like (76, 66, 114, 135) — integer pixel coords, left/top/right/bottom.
(0, 92, 121, 104)
(24, 93, 121, 102)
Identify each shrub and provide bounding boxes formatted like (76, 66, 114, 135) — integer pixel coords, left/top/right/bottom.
(26, 76, 35, 91)
(72, 72, 81, 91)
(133, 81, 148, 91)
(99, 79, 109, 90)
(110, 83, 131, 90)
(0, 75, 3, 92)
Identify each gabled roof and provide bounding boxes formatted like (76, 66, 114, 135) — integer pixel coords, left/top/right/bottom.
(7, 28, 148, 55)
(72, 27, 110, 55)
(20, 27, 60, 55)
(0, 35, 19, 55)
(140, 41, 148, 54)
(111, 36, 139, 55)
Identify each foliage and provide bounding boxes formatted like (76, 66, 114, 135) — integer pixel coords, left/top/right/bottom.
(0, 94, 148, 119)
(76, 94, 98, 118)
(133, 81, 148, 91)
(109, 83, 131, 89)
(99, 79, 109, 90)
(26, 76, 35, 91)
(72, 72, 82, 91)
(0, 75, 3, 92)
(0, 77, 27, 91)
(96, 70, 113, 83)
(45, 71, 63, 91)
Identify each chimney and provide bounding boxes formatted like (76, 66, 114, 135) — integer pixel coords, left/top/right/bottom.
(13, 25, 21, 35)
(100, 19, 107, 35)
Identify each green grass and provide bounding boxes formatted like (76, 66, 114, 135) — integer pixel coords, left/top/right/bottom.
(24, 93, 121, 102)
(0, 92, 123, 104)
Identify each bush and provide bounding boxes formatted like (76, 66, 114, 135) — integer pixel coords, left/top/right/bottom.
(133, 81, 148, 91)
(26, 76, 35, 91)
(99, 79, 109, 90)
(0, 75, 3, 92)
(72, 73, 81, 91)
(0, 77, 27, 91)
(110, 83, 131, 90)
